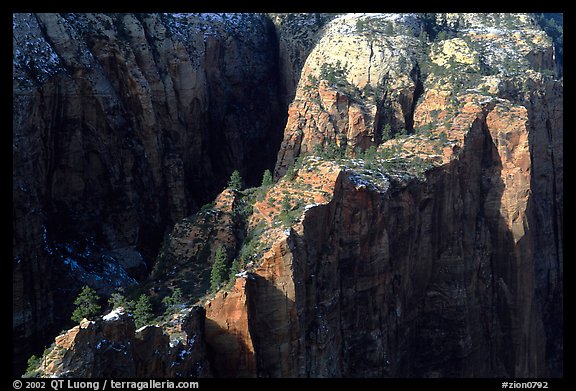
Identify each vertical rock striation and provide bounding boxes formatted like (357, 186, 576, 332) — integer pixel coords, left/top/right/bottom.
(200, 13, 562, 378)
(14, 12, 562, 378)
(13, 12, 285, 375)
(204, 91, 561, 377)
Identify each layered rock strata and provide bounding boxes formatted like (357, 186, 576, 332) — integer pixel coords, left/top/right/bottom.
(204, 89, 562, 377)
(202, 13, 562, 377)
(13, 12, 285, 374)
(35, 307, 210, 377)
(14, 12, 562, 378)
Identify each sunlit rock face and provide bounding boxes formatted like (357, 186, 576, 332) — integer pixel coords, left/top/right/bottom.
(14, 12, 562, 378)
(37, 307, 211, 378)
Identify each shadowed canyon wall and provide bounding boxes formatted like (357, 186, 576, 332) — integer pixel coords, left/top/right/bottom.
(13, 12, 287, 375)
(14, 12, 562, 378)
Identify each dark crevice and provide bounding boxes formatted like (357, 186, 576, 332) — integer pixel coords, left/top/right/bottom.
(406, 62, 424, 133)
(545, 118, 561, 280)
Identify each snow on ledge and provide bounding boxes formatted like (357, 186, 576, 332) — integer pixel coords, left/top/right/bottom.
(103, 307, 125, 321)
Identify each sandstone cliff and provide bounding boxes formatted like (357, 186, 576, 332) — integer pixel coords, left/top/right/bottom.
(13, 12, 285, 375)
(274, 13, 559, 177)
(201, 89, 561, 377)
(31, 306, 210, 378)
(14, 12, 562, 378)
(186, 13, 562, 377)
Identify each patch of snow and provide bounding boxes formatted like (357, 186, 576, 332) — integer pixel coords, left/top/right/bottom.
(63, 257, 82, 272)
(136, 325, 151, 333)
(103, 307, 124, 321)
(13, 14, 64, 85)
(169, 336, 184, 348)
(178, 348, 192, 359)
(304, 203, 321, 212)
(329, 13, 421, 37)
(96, 339, 108, 349)
(349, 174, 371, 188)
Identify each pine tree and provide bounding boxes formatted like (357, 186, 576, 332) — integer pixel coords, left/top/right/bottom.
(228, 257, 244, 281)
(162, 287, 183, 316)
(227, 170, 243, 191)
(381, 123, 391, 142)
(261, 169, 273, 187)
(71, 285, 101, 323)
(210, 246, 229, 291)
(25, 355, 41, 377)
(108, 292, 135, 313)
(133, 294, 153, 329)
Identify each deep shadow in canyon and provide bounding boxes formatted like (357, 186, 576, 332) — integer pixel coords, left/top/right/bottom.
(12, 13, 289, 376)
(202, 109, 562, 377)
(12, 13, 562, 378)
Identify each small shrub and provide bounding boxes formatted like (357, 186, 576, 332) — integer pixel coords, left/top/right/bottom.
(438, 131, 448, 144)
(380, 123, 392, 142)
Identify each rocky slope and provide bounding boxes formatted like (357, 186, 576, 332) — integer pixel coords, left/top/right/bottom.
(30, 306, 210, 377)
(267, 13, 338, 106)
(15, 13, 562, 378)
(12, 12, 285, 375)
(198, 13, 562, 377)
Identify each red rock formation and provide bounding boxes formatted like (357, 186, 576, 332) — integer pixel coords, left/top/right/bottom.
(203, 89, 562, 377)
(37, 307, 211, 378)
(204, 279, 256, 377)
(14, 13, 562, 379)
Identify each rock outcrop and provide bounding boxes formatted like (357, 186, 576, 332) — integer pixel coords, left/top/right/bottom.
(196, 13, 562, 378)
(13, 12, 285, 374)
(274, 13, 558, 177)
(34, 307, 211, 378)
(14, 12, 562, 378)
(274, 13, 424, 177)
(151, 188, 246, 299)
(202, 89, 562, 377)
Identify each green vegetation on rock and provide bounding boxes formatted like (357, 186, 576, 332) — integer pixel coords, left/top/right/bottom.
(227, 170, 243, 191)
(162, 287, 184, 316)
(261, 169, 273, 187)
(71, 285, 101, 323)
(210, 246, 229, 291)
(133, 294, 153, 329)
(24, 355, 42, 378)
